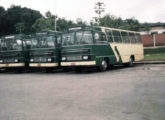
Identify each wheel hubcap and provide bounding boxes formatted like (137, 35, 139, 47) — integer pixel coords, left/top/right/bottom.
(102, 60, 107, 70)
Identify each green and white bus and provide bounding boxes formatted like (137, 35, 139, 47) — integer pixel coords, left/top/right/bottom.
(0, 34, 31, 72)
(61, 25, 144, 72)
(29, 31, 61, 72)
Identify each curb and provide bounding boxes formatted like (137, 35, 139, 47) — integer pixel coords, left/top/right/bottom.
(135, 61, 165, 64)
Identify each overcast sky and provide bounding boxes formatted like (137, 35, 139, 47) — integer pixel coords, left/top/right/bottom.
(0, 0, 164, 23)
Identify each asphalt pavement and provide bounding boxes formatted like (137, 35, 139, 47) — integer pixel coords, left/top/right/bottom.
(0, 64, 165, 120)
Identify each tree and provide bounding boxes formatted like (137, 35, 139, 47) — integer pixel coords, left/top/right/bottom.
(32, 17, 54, 32)
(32, 11, 75, 32)
(0, 6, 6, 36)
(94, 2, 105, 18)
(1, 5, 42, 35)
(94, 2, 105, 24)
(14, 23, 25, 33)
(98, 14, 140, 31)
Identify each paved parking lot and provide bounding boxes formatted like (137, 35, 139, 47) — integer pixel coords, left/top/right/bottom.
(0, 64, 165, 120)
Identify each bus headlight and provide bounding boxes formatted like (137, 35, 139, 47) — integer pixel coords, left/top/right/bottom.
(47, 58, 52, 62)
(14, 59, 18, 63)
(0, 60, 3, 63)
(82, 56, 88, 60)
(62, 57, 66, 61)
(30, 59, 34, 62)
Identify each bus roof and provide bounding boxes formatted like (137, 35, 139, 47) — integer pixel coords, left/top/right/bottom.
(98, 26, 140, 34)
(36, 31, 62, 36)
(67, 25, 140, 34)
(1, 34, 27, 39)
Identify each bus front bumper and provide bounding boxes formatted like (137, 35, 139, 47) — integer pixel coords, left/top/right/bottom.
(0, 63, 25, 68)
(29, 63, 59, 67)
(61, 61, 96, 66)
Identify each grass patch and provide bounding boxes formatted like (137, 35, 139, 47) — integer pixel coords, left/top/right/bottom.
(143, 47, 165, 61)
(144, 47, 165, 54)
(144, 54, 165, 61)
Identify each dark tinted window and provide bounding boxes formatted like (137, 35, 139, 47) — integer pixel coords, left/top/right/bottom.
(105, 29, 113, 42)
(112, 31, 122, 43)
(94, 32, 107, 43)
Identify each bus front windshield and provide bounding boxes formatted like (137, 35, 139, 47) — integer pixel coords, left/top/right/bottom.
(1, 38, 22, 51)
(62, 31, 93, 46)
(31, 36, 56, 48)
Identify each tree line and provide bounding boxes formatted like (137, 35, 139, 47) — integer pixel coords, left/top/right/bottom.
(0, 5, 154, 37)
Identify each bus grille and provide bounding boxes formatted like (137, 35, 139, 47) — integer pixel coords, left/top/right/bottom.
(34, 57, 47, 62)
(67, 56, 82, 61)
(4, 59, 14, 63)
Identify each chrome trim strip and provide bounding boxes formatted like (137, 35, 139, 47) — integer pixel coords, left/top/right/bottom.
(61, 61, 96, 66)
(29, 63, 58, 67)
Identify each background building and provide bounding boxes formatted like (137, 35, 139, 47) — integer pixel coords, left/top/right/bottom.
(140, 23, 165, 47)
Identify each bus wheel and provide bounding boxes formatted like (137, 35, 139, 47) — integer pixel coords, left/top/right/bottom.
(45, 68, 54, 73)
(75, 67, 82, 73)
(99, 60, 108, 72)
(125, 57, 134, 67)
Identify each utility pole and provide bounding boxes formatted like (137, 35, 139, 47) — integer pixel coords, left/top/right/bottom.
(54, 0, 57, 32)
(55, 16, 57, 32)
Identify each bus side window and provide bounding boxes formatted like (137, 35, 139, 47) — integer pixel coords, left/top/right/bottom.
(136, 34, 142, 44)
(121, 32, 130, 43)
(129, 33, 136, 44)
(105, 29, 113, 42)
(57, 36, 61, 44)
(94, 32, 107, 43)
(112, 31, 122, 43)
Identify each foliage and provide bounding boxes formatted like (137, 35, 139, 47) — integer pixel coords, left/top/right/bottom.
(98, 14, 140, 31)
(14, 23, 25, 33)
(32, 11, 75, 32)
(0, 4, 163, 36)
(0, 5, 42, 36)
(144, 54, 165, 61)
(144, 48, 165, 55)
(94, 2, 105, 19)
(32, 17, 54, 32)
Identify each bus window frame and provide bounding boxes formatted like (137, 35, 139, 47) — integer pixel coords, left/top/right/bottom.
(105, 29, 114, 43)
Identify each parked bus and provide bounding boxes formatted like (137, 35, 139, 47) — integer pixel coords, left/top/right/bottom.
(0, 34, 31, 72)
(29, 31, 61, 72)
(61, 25, 144, 72)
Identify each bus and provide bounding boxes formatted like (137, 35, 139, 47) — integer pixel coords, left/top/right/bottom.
(29, 31, 61, 72)
(61, 25, 144, 72)
(0, 34, 31, 72)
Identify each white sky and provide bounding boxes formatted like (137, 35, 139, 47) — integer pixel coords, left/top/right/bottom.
(0, 0, 165, 23)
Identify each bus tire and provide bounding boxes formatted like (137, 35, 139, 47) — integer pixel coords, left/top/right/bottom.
(125, 57, 134, 67)
(45, 68, 54, 73)
(99, 60, 108, 72)
(75, 67, 82, 73)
